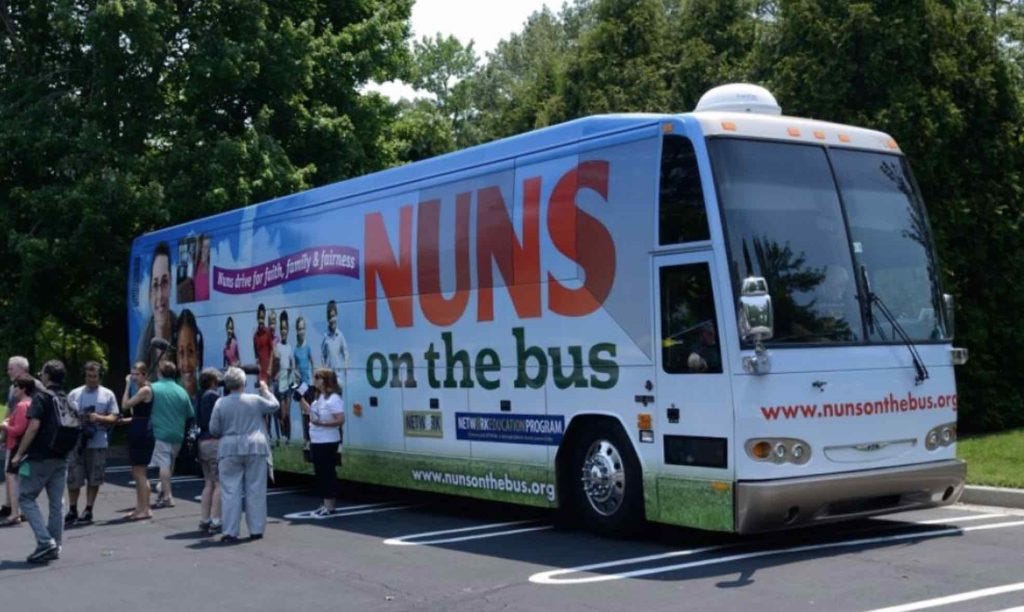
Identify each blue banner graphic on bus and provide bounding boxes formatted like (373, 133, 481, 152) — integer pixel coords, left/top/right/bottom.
(454, 413, 565, 445)
(213, 245, 359, 294)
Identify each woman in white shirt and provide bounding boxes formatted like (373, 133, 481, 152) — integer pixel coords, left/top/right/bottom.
(297, 368, 344, 516)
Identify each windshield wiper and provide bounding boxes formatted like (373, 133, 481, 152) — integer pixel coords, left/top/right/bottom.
(857, 265, 881, 339)
(859, 265, 929, 385)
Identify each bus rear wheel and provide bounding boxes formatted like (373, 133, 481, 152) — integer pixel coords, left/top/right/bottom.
(567, 421, 643, 535)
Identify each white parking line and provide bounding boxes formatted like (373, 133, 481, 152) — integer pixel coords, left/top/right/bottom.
(129, 476, 203, 485)
(866, 581, 1024, 612)
(284, 503, 415, 520)
(529, 519, 1024, 585)
(267, 487, 309, 497)
(384, 520, 552, 546)
(914, 512, 1006, 524)
(192, 487, 307, 502)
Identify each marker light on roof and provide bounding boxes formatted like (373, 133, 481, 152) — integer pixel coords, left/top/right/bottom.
(695, 83, 782, 115)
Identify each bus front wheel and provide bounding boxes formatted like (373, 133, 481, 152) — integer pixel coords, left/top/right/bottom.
(566, 421, 643, 535)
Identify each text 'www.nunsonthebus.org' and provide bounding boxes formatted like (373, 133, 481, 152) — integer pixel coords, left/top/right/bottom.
(410, 469, 556, 502)
(760, 392, 957, 421)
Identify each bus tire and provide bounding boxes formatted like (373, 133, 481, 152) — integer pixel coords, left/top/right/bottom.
(566, 420, 644, 535)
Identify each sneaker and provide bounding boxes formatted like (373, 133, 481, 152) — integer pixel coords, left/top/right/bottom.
(220, 534, 241, 544)
(75, 510, 93, 525)
(249, 533, 263, 540)
(208, 523, 222, 535)
(64, 510, 78, 527)
(27, 541, 58, 564)
(199, 519, 211, 531)
(45, 545, 62, 561)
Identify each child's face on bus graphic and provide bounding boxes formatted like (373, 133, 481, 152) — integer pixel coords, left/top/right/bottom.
(296, 317, 306, 345)
(256, 304, 266, 330)
(279, 312, 289, 343)
(268, 310, 277, 334)
(225, 316, 234, 340)
(177, 322, 199, 397)
(326, 302, 338, 333)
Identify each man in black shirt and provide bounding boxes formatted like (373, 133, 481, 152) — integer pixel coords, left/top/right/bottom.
(10, 360, 72, 563)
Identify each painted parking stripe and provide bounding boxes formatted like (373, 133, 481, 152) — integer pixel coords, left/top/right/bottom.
(530, 519, 1024, 585)
(866, 581, 1024, 612)
(267, 487, 309, 497)
(191, 487, 308, 502)
(914, 512, 1006, 524)
(384, 520, 552, 546)
(129, 476, 203, 485)
(284, 502, 415, 520)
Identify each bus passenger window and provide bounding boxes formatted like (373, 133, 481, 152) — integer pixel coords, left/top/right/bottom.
(659, 135, 708, 245)
(659, 263, 721, 374)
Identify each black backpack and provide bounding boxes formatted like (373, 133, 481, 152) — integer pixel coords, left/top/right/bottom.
(46, 390, 82, 456)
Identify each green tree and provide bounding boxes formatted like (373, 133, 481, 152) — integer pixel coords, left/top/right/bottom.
(405, 33, 480, 149)
(0, 0, 412, 385)
(382, 98, 457, 164)
(469, 7, 573, 140)
(563, 0, 673, 115)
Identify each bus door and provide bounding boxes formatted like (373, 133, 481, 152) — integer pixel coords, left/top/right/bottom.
(652, 253, 735, 490)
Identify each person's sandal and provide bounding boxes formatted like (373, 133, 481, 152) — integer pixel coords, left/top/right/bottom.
(1, 515, 21, 526)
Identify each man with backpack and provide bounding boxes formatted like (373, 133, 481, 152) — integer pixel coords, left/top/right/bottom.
(9, 360, 77, 564)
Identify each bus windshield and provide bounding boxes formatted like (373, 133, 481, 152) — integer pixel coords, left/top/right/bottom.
(710, 138, 946, 345)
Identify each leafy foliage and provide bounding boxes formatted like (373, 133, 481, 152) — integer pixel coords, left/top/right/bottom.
(0, 0, 412, 385)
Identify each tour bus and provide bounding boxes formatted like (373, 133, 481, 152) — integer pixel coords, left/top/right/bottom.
(127, 83, 967, 535)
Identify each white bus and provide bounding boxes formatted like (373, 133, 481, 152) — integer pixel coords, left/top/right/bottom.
(128, 83, 967, 534)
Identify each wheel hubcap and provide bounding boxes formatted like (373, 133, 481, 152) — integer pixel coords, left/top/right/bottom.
(580, 439, 625, 516)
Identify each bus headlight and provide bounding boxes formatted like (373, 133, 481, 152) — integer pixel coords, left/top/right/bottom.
(745, 438, 811, 465)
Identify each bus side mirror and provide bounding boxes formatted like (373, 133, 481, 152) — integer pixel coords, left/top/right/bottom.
(739, 276, 773, 343)
(942, 293, 955, 338)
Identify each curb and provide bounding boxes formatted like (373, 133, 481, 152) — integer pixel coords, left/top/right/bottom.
(961, 485, 1024, 509)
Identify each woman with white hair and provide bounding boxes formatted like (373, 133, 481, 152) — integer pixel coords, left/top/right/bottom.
(209, 366, 279, 542)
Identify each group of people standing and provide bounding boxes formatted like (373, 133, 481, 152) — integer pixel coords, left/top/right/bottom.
(1, 352, 346, 563)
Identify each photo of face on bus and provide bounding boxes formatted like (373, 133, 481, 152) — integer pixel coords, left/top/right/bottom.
(174, 308, 203, 402)
(135, 241, 177, 375)
(175, 234, 211, 304)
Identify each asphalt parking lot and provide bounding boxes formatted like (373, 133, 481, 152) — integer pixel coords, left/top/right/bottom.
(3, 464, 1024, 612)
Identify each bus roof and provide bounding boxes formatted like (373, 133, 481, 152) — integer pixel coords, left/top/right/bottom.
(692, 111, 899, 153)
(135, 109, 899, 243)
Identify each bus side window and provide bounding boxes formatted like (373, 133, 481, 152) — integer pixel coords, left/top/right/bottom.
(659, 263, 721, 374)
(659, 135, 708, 245)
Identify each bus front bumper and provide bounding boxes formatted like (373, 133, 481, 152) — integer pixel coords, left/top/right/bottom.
(734, 459, 966, 534)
